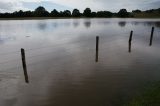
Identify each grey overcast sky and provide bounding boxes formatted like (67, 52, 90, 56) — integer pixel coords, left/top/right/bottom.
(0, 0, 160, 12)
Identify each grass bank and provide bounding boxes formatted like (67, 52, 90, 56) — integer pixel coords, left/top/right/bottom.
(133, 12, 160, 18)
(124, 81, 160, 106)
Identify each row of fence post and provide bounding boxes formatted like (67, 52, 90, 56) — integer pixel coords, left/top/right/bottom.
(20, 27, 155, 83)
(128, 27, 155, 53)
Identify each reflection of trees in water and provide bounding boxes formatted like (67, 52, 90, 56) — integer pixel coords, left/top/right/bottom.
(0, 35, 2, 44)
(0, 35, 16, 44)
(38, 21, 71, 30)
(0, 39, 4, 44)
(118, 21, 126, 27)
(84, 20, 91, 28)
(38, 22, 47, 30)
(98, 21, 110, 25)
(155, 22, 160, 28)
(131, 21, 160, 28)
(63, 22, 71, 27)
(52, 22, 71, 29)
(52, 22, 58, 28)
(73, 21, 79, 27)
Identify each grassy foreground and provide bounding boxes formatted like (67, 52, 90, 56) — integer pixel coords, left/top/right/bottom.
(124, 81, 160, 106)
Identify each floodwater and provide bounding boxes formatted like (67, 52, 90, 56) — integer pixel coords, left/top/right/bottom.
(0, 18, 160, 106)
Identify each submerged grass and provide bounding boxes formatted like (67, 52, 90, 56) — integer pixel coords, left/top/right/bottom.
(124, 81, 160, 106)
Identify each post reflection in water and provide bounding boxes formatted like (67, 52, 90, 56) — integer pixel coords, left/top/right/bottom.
(128, 42, 132, 53)
(95, 50, 99, 62)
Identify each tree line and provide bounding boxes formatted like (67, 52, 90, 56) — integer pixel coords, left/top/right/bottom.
(0, 6, 160, 18)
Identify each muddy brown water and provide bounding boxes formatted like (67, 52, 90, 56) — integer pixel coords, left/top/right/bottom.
(0, 18, 160, 106)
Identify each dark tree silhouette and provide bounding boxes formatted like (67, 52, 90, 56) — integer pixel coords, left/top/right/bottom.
(91, 12, 97, 17)
(118, 9, 129, 17)
(23, 11, 33, 17)
(83, 8, 92, 17)
(34, 6, 49, 17)
(72, 9, 81, 17)
(132, 9, 142, 13)
(0, 6, 159, 18)
(16, 10, 23, 17)
(97, 11, 112, 17)
(145, 9, 154, 13)
(51, 9, 59, 17)
(59, 11, 63, 17)
(63, 10, 71, 17)
(158, 8, 160, 13)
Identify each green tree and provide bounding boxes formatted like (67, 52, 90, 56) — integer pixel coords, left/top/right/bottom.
(118, 9, 129, 17)
(13, 10, 24, 17)
(91, 12, 97, 17)
(72, 9, 81, 17)
(24, 11, 33, 17)
(132, 9, 142, 13)
(97, 11, 112, 17)
(51, 9, 59, 17)
(83, 8, 92, 17)
(158, 8, 160, 13)
(63, 10, 71, 17)
(34, 6, 49, 17)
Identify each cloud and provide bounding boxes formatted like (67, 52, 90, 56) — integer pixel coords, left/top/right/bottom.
(23, 1, 72, 12)
(0, 0, 159, 13)
(47, 0, 160, 12)
(0, 1, 29, 12)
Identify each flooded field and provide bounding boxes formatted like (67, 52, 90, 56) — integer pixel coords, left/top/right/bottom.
(0, 18, 160, 106)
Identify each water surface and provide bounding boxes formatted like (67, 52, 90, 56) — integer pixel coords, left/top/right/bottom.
(0, 18, 160, 106)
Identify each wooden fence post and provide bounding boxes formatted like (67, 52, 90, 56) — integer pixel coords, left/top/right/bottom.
(21, 48, 29, 83)
(149, 27, 154, 46)
(128, 31, 133, 53)
(96, 36, 99, 62)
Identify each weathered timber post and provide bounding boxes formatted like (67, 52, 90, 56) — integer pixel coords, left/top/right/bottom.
(21, 48, 29, 83)
(96, 36, 99, 62)
(149, 27, 154, 46)
(128, 31, 133, 53)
